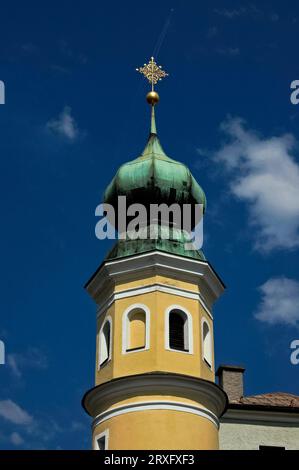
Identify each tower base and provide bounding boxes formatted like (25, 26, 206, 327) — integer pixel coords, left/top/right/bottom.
(83, 372, 227, 450)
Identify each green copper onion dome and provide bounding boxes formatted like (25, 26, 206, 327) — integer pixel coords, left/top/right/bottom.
(103, 57, 206, 261)
(104, 107, 206, 213)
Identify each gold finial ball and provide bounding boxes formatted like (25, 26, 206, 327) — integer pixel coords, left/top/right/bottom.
(146, 91, 160, 105)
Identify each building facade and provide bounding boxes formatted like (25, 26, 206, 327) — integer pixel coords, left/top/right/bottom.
(217, 365, 299, 450)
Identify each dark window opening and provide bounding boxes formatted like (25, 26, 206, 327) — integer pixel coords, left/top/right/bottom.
(100, 357, 109, 367)
(259, 445, 285, 451)
(169, 310, 188, 352)
(204, 357, 212, 368)
(126, 345, 145, 352)
(97, 436, 106, 450)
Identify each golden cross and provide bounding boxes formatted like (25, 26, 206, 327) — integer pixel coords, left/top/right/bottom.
(136, 57, 168, 91)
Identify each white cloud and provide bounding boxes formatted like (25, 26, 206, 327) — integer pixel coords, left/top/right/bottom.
(7, 355, 21, 378)
(211, 117, 299, 252)
(207, 26, 218, 38)
(70, 420, 86, 432)
(10, 432, 24, 446)
(270, 13, 279, 22)
(214, 7, 247, 19)
(59, 40, 88, 65)
(0, 400, 33, 425)
(7, 348, 48, 379)
(214, 6, 261, 19)
(214, 6, 279, 22)
(46, 106, 79, 141)
(21, 43, 39, 55)
(216, 47, 240, 57)
(0, 399, 78, 448)
(255, 277, 299, 326)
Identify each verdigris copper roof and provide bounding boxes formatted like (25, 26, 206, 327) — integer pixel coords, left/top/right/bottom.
(103, 105, 206, 261)
(104, 132, 206, 211)
(105, 231, 206, 261)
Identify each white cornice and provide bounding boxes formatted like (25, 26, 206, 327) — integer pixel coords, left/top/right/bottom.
(86, 251, 225, 308)
(96, 282, 213, 320)
(83, 373, 228, 421)
(92, 400, 220, 429)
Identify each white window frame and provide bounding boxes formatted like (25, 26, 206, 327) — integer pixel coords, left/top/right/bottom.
(122, 303, 150, 354)
(94, 429, 109, 450)
(165, 305, 193, 354)
(201, 317, 213, 369)
(98, 316, 112, 369)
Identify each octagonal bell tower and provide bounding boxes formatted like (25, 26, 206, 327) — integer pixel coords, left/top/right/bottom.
(82, 57, 227, 450)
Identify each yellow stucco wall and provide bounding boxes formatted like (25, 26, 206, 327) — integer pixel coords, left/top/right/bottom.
(93, 410, 219, 450)
(114, 274, 199, 294)
(95, 287, 214, 385)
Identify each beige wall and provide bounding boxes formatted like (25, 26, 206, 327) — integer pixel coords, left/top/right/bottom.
(220, 421, 299, 450)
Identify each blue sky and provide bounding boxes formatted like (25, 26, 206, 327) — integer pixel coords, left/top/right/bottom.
(1, 0, 299, 449)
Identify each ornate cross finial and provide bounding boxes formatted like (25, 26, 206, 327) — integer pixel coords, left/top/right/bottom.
(136, 57, 168, 91)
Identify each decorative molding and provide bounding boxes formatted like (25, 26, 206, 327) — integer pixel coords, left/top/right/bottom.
(221, 407, 299, 426)
(86, 251, 225, 309)
(164, 305, 194, 355)
(93, 400, 219, 429)
(96, 283, 213, 320)
(83, 373, 228, 422)
(122, 303, 150, 354)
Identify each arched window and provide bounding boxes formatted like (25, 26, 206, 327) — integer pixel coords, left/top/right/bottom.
(202, 320, 212, 367)
(122, 304, 150, 354)
(99, 318, 112, 367)
(127, 309, 146, 351)
(169, 310, 186, 351)
(165, 307, 193, 353)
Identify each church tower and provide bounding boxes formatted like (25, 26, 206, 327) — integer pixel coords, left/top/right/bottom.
(82, 58, 227, 450)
